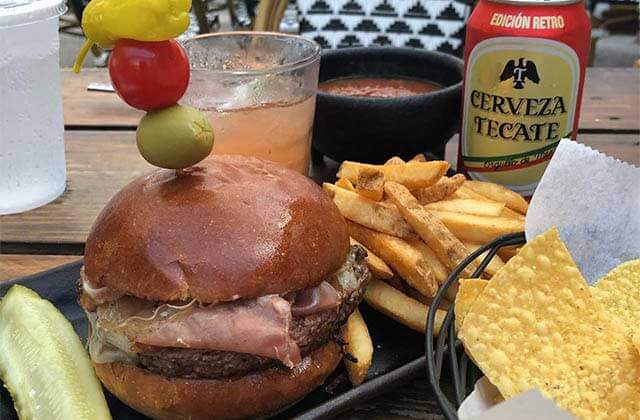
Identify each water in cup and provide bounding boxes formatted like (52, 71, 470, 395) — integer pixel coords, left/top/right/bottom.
(0, 0, 67, 215)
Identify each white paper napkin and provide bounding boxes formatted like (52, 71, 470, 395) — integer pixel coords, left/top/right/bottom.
(525, 139, 640, 283)
(458, 378, 574, 420)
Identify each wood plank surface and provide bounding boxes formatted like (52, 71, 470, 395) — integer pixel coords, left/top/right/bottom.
(580, 68, 640, 132)
(0, 131, 151, 245)
(0, 255, 80, 282)
(1, 132, 636, 248)
(62, 68, 640, 132)
(63, 69, 142, 128)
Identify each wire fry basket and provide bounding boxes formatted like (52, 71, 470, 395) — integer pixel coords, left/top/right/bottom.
(424, 232, 526, 419)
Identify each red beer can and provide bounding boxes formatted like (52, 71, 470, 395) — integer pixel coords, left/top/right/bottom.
(457, 0, 591, 196)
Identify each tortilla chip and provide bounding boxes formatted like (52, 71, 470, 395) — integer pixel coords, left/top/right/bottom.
(592, 259, 640, 340)
(458, 228, 640, 418)
(455, 278, 488, 332)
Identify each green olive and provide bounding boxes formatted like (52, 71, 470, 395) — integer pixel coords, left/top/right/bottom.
(136, 105, 214, 169)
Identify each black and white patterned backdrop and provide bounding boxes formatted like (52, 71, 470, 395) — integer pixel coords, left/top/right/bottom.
(297, 0, 472, 56)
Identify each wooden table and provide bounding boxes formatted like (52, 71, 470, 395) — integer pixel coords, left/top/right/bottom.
(1, 68, 638, 419)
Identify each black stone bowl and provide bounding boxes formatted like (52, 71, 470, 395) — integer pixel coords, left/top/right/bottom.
(312, 47, 463, 163)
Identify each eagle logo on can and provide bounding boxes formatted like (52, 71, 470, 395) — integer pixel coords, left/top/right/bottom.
(499, 57, 540, 89)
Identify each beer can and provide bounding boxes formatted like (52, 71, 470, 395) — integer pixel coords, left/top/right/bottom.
(457, 0, 591, 196)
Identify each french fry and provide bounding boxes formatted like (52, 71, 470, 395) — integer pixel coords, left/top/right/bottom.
(402, 281, 452, 311)
(406, 239, 448, 286)
(342, 309, 373, 386)
(452, 189, 472, 200)
(383, 182, 480, 280)
(355, 168, 384, 201)
(413, 174, 465, 204)
(335, 177, 356, 192)
(402, 283, 430, 305)
(364, 279, 446, 335)
(497, 245, 522, 261)
(384, 156, 405, 165)
(425, 198, 505, 217)
(463, 180, 529, 214)
(350, 237, 394, 279)
(462, 241, 506, 277)
(381, 158, 403, 201)
(501, 207, 526, 221)
(455, 185, 490, 200)
(348, 222, 438, 297)
(455, 186, 524, 220)
(337, 161, 449, 190)
(323, 183, 414, 239)
(428, 210, 525, 244)
(407, 239, 458, 302)
(410, 153, 426, 162)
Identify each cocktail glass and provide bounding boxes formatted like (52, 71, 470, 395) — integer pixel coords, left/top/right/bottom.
(181, 32, 320, 174)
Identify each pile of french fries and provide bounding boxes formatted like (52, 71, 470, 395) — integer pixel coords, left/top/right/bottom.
(331, 154, 528, 385)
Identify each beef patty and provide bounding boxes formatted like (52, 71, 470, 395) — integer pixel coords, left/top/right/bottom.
(137, 245, 369, 380)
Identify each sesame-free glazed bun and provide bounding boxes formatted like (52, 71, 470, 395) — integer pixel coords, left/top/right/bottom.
(94, 342, 342, 420)
(84, 155, 349, 303)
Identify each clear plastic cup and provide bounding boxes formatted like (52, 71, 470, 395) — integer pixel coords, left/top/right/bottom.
(0, 0, 67, 215)
(181, 32, 321, 174)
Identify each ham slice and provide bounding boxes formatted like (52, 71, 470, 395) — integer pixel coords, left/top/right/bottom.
(93, 282, 340, 368)
(97, 294, 302, 367)
(147, 295, 303, 367)
(291, 281, 340, 316)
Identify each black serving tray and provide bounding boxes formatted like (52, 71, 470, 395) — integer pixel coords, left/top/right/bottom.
(0, 260, 427, 420)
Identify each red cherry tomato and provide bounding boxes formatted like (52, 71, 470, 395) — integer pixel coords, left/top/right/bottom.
(108, 39, 190, 111)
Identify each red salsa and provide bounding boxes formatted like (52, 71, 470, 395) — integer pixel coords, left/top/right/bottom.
(319, 76, 442, 98)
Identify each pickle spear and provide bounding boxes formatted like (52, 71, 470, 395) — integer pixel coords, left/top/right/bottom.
(0, 285, 111, 420)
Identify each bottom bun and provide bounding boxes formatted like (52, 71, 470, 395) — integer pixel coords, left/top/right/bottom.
(94, 342, 342, 420)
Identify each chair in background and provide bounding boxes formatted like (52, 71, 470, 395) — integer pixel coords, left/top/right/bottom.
(62, 0, 241, 67)
(66, 0, 241, 36)
(296, 0, 473, 56)
(588, 0, 639, 66)
(62, 0, 109, 66)
(192, 0, 239, 32)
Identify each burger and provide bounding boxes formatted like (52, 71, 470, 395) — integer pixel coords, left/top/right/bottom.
(79, 155, 370, 419)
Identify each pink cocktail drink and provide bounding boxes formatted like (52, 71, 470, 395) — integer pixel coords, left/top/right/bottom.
(199, 96, 315, 174)
(182, 33, 320, 174)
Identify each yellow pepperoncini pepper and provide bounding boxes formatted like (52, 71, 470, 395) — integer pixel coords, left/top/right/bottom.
(73, 0, 192, 73)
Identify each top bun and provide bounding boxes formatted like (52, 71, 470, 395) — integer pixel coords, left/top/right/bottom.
(84, 155, 349, 303)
